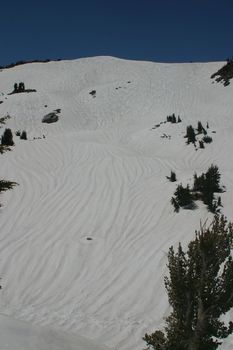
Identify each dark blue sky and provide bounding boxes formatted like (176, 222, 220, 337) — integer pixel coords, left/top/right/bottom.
(1, 0, 233, 65)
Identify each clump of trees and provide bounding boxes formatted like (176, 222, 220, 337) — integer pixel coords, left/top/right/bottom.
(13, 82, 25, 93)
(211, 58, 233, 86)
(9, 82, 36, 95)
(171, 184, 195, 212)
(1, 128, 14, 146)
(185, 122, 212, 147)
(166, 113, 181, 124)
(171, 165, 223, 213)
(193, 164, 223, 212)
(144, 215, 233, 350)
(0, 179, 17, 193)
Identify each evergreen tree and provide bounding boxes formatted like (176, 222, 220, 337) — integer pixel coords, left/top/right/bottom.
(173, 184, 193, 208)
(177, 116, 182, 123)
(193, 165, 222, 212)
(20, 130, 27, 140)
(1, 128, 14, 146)
(18, 82, 25, 92)
(205, 164, 221, 193)
(185, 126, 196, 144)
(143, 215, 233, 350)
(171, 197, 180, 212)
(197, 121, 204, 134)
(13, 83, 18, 92)
(202, 128, 207, 135)
(171, 114, 176, 124)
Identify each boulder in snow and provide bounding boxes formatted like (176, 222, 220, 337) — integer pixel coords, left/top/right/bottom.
(42, 112, 59, 123)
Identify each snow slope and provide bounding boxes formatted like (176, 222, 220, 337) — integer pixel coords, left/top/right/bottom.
(0, 56, 233, 349)
(0, 314, 110, 350)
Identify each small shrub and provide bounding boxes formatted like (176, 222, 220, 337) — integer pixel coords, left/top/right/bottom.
(89, 90, 96, 97)
(0, 179, 17, 192)
(167, 171, 177, 182)
(20, 130, 27, 140)
(15, 130, 21, 136)
(0, 145, 11, 154)
(0, 115, 11, 125)
(199, 140, 204, 149)
(203, 135, 213, 143)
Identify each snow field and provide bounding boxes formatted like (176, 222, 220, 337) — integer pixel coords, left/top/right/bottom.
(0, 57, 233, 349)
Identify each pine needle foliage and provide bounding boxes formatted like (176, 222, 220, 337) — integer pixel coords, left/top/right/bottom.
(143, 215, 233, 350)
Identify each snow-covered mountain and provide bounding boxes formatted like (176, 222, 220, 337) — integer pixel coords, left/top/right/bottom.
(0, 56, 233, 350)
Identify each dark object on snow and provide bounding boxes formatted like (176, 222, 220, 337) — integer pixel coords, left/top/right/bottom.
(42, 112, 59, 124)
(1, 128, 14, 146)
(211, 59, 233, 86)
(89, 90, 96, 97)
(20, 130, 27, 140)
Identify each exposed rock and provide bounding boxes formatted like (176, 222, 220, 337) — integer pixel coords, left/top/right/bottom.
(42, 112, 59, 123)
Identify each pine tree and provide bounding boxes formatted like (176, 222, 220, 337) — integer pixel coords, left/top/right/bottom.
(20, 130, 27, 140)
(193, 165, 222, 212)
(171, 197, 180, 212)
(197, 121, 203, 134)
(143, 215, 233, 350)
(173, 184, 193, 208)
(185, 126, 196, 144)
(171, 114, 176, 123)
(13, 83, 18, 93)
(1, 128, 14, 146)
(205, 164, 221, 193)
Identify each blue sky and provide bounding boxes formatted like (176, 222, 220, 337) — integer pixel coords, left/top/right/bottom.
(1, 0, 233, 65)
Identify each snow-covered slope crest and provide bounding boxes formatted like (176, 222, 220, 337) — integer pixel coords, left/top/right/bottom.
(0, 314, 110, 350)
(0, 56, 233, 350)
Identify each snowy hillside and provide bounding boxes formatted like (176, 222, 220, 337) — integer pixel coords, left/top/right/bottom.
(0, 56, 233, 350)
(0, 314, 110, 350)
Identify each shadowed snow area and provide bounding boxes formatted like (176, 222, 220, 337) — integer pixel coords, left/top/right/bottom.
(0, 314, 110, 350)
(0, 56, 233, 349)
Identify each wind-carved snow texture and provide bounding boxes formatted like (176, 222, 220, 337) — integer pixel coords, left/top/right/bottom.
(0, 57, 233, 350)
